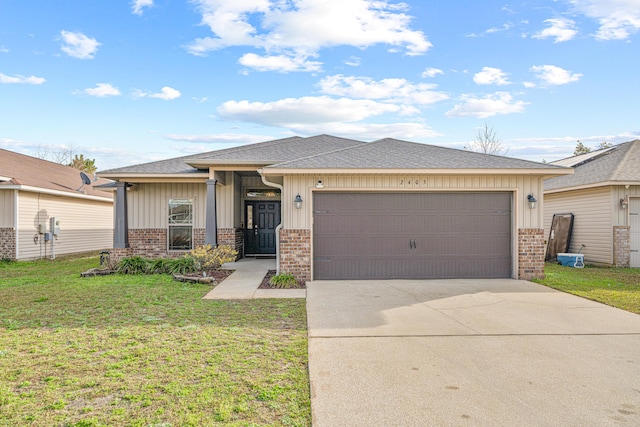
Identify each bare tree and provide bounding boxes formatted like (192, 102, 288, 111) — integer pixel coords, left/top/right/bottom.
(465, 122, 508, 155)
(31, 144, 76, 164)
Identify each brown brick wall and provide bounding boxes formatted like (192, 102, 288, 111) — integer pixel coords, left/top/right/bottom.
(0, 227, 16, 261)
(279, 229, 311, 283)
(217, 228, 244, 260)
(110, 227, 243, 262)
(613, 226, 630, 268)
(518, 228, 545, 280)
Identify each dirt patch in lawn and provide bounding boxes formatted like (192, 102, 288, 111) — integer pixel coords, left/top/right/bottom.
(258, 270, 306, 289)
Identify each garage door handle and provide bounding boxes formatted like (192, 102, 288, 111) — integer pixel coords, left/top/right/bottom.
(409, 239, 416, 249)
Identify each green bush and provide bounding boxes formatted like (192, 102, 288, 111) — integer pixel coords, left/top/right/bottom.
(117, 256, 150, 275)
(268, 272, 299, 289)
(164, 257, 198, 275)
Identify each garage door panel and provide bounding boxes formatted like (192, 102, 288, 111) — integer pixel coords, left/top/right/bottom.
(313, 192, 512, 280)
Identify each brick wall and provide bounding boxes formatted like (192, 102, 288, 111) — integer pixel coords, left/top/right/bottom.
(279, 229, 311, 283)
(110, 227, 243, 262)
(613, 226, 630, 268)
(0, 227, 16, 260)
(217, 228, 244, 260)
(518, 228, 545, 280)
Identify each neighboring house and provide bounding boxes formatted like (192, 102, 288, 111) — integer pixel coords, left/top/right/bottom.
(98, 134, 571, 281)
(0, 149, 113, 260)
(544, 140, 640, 268)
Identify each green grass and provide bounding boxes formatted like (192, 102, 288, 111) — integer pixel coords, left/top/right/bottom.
(534, 263, 640, 314)
(0, 256, 310, 427)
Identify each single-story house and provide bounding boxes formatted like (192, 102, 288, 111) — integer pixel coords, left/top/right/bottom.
(544, 139, 640, 268)
(98, 134, 571, 281)
(0, 149, 113, 260)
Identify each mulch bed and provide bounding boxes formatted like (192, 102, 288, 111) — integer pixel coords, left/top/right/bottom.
(175, 269, 235, 284)
(258, 270, 306, 289)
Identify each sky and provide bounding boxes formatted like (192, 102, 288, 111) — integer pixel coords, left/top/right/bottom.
(1, 0, 639, 170)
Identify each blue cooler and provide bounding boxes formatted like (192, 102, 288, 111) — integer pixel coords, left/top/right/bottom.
(557, 253, 585, 268)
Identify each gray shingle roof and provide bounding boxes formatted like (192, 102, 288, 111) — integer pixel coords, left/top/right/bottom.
(98, 135, 365, 175)
(266, 138, 568, 170)
(99, 134, 567, 177)
(545, 140, 640, 191)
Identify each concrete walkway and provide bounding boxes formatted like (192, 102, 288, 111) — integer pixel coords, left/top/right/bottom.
(202, 258, 306, 299)
(307, 279, 640, 426)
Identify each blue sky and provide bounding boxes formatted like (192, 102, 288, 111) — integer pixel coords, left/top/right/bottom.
(1, 0, 639, 170)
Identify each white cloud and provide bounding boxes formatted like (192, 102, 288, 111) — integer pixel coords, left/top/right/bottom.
(570, 0, 640, 40)
(239, 53, 322, 72)
(165, 133, 274, 144)
(60, 30, 101, 59)
(530, 65, 582, 85)
(473, 67, 510, 85)
(446, 92, 527, 118)
(533, 18, 578, 42)
(134, 86, 182, 100)
(285, 121, 442, 139)
(82, 83, 121, 97)
(187, 0, 430, 72)
(421, 67, 444, 78)
(0, 46, 8, 53)
(467, 22, 514, 37)
(0, 72, 45, 84)
(217, 96, 414, 127)
(132, 0, 153, 15)
(344, 56, 361, 67)
(318, 75, 448, 105)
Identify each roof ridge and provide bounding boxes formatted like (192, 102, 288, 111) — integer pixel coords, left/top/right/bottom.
(266, 136, 369, 168)
(196, 136, 303, 159)
(373, 137, 566, 169)
(609, 140, 639, 180)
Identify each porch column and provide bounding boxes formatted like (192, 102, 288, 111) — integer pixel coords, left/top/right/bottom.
(114, 181, 129, 248)
(205, 179, 218, 246)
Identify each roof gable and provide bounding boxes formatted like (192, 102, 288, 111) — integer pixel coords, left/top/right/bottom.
(0, 149, 112, 199)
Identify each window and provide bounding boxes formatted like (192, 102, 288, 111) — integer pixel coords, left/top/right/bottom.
(168, 198, 193, 250)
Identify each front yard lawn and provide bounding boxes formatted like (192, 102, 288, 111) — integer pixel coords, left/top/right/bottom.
(534, 263, 640, 314)
(0, 256, 310, 427)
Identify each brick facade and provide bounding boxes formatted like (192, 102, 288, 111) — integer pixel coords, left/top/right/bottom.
(217, 228, 244, 260)
(110, 227, 244, 262)
(613, 226, 630, 268)
(279, 229, 311, 283)
(518, 228, 545, 280)
(0, 227, 16, 261)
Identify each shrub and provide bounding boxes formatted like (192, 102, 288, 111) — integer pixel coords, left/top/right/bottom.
(117, 256, 150, 275)
(268, 272, 299, 289)
(164, 256, 198, 275)
(189, 245, 238, 271)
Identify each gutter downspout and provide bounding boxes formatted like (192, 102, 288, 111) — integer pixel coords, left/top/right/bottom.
(13, 190, 18, 260)
(258, 170, 283, 275)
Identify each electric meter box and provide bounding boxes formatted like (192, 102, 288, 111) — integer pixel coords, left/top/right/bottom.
(50, 217, 61, 236)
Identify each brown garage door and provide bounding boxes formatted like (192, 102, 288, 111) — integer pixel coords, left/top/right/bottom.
(313, 192, 512, 280)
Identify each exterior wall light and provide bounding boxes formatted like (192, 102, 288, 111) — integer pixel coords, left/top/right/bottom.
(316, 179, 324, 188)
(294, 194, 303, 209)
(620, 196, 629, 209)
(527, 194, 537, 209)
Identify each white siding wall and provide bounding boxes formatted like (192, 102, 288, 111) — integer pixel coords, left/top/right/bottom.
(17, 191, 113, 260)
(0, 190, 15, 227)
(544, 187, 612, 264)
(283, 174, 544, 230)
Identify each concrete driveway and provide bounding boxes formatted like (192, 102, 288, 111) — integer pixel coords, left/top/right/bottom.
(306, 279, 640, 426)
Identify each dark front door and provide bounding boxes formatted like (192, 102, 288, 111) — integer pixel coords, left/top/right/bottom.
(244, 201, 281, 255)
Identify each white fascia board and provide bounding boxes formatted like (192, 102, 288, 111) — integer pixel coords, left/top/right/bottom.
(1, 185, 113, 202)
(261, 167, 574, 176)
